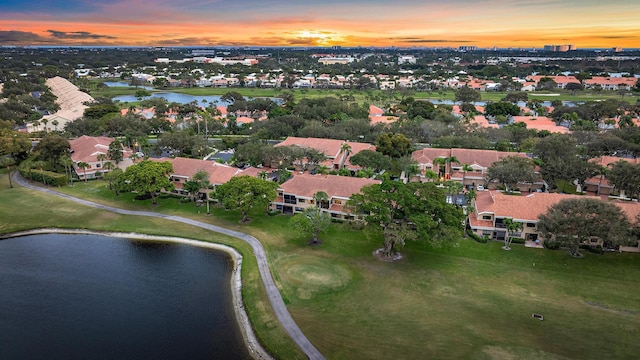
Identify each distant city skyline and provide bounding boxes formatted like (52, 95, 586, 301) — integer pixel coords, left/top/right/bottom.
(0, 0, 638, 48)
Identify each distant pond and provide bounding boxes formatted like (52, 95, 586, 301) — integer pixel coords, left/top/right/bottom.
(103, 81, 153, 90)
(0, 233, 251, 359)
(113, 92, 282, 105)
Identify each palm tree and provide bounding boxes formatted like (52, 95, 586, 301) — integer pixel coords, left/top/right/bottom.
(51, 119, 59, 131)
(41, 118, 49, 133)
(313, 191, 329, 209)
(339, 142, 352, 169)
(59, 155, 74, 186)
(318, 165, 330, 175)
(461, 163, 474, 189)
(97, 153, 106, 173)
(502, 218, 524, 251)
(192, 169, 211, 214)
(424, 169, 438, 183)
(446, 156, 460, 180)
(404, 163, 419, 183)
(433, 157, 447, 180)
(596, 165, 608, 196)
(0, 156, 16, 189)
(77, 162, 89, 182)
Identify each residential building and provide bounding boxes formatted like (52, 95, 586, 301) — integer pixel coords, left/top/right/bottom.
(270, 173, 380, 219)
(69, 136, 134, 180)
(469, 191, 640, 252)
(152, 157, 249, 198)
(411, 148, 539, 190)
(584, 156, 640, 196)
(275, 137, 376, 172)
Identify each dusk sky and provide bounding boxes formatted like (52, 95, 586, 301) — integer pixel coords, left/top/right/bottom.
(0, 0, 638, 48)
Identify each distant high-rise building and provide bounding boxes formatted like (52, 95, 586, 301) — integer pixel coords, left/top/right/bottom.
(459, 46, 478, 51)
(612, 47, 623, 52)
(543, 44, 576, 52)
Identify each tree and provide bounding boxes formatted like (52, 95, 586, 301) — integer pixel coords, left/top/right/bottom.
(454, 87, 481, 103)
(108, 139, 124, 165)
(290, 207, 332, 244)
(486, 156, 537, 192)
(349, 150, 392, 173)
(375, 133, 412, 158)
(433, 157, 447, 179)
(607, 160, 640, 200)
(538, 198, 632, 257)
(0, 156, 16, 188)
(0, 120, 32, 159)
(192, 169, 211, 214)
(461, 163, 474, 188)
(501, 92, 528, 103)
(445, 155, 459, 179)
(35, 133, 69, 168)
(77, 161, 89, 182)
(565, 82, 584, 95)
(347, 180, 464, 258)
(119, 160, 175, 205)
(59, 154, 74, 185)
(96, 153, 106, 174)
(502, 218, 523, 250)
(214, 175, 278, 223)
(485, 102, 521, 117)
(313, 191, 330, 209)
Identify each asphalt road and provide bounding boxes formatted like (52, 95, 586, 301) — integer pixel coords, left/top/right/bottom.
(12, 173, 325, 360)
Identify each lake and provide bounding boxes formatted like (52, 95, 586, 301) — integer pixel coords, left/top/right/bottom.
(0, 233, 252, 360)
(112, 92, 283, 105)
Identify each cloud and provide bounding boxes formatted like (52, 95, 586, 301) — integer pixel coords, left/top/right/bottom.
(0, 30, 51, 43)
(46, 30, 116, 39)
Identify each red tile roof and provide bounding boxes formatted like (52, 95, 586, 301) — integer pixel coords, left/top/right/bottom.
(279, 173, 380, 199)
(69, 135, 133, 164)
(153, 157, 243, 185)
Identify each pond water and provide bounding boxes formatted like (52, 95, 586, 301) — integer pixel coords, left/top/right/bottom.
(103, 81, 153, 90)
(0, 233, 251, 360)
(112, 92, 283, 105)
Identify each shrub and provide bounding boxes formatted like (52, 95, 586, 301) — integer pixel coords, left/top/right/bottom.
(467, 231, 488, 243)
(511, 237, 526, 244)
(19, 168, 67, 186)
(544, 239, 560, 250)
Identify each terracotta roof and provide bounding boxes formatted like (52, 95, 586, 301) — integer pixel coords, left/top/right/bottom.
(412, 148, 527, 169)
(474, 191, 581, 221)
(369, 105, 385, 116)
(275, 137, 375, 159)
(153, 157, 243, 185)
(279, 173, 380, 199)
(590, 156, 640, 167)
(511, 116, 569, 134)
(69, 135, 133, 164)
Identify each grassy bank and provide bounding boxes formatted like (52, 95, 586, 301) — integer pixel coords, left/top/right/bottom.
(3, 173, 640, 359)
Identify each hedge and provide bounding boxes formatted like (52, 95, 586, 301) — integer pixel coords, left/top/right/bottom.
(19, 168, 67, 187)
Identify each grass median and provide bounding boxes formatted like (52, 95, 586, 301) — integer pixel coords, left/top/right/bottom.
(3, 173, 640, 359)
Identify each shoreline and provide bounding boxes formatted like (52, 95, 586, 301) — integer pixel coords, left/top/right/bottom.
(1, 228, 273, 360)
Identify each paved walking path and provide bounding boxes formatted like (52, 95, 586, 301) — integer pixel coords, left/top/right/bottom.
(12, 173, 325, 360)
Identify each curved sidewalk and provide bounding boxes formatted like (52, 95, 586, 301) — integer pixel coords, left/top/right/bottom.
(12, 173, 325, 360)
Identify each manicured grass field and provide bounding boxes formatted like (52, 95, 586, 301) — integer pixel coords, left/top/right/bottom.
(87, 78, 631, 106)
(3, 173, 640, 359)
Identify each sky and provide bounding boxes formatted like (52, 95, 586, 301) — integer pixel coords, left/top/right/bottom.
(0, 0, 638, 48)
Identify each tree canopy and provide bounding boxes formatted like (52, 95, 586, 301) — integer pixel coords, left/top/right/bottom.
(214, 175, 278, 222)
(347, 180, 464, 258)
(375, 133, 413, 158)
(289, 207, 332, 244)
(486, 156, 537, 192)
(119, 160, 174, 205)
(538, 198, 633, 256)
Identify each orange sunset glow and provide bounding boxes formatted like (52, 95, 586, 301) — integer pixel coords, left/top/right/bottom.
(1, 1, 639, 48)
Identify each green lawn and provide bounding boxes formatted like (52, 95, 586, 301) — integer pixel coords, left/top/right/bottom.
(3, 173, 640, 360)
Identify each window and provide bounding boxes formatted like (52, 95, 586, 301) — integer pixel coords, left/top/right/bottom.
(482, 230, 492, 236)
(96, 164, 101, 168)
(298, 198, 306, 204)
(284, 194, 297, 204)
(295, 207, 304, 212)
(526, 223, 536, 228)
(276, 205, 283, 210)
(482, 215, 492, 220)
